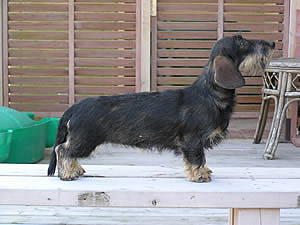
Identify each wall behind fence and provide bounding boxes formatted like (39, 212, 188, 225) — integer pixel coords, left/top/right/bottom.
(2, 0, 290, 117)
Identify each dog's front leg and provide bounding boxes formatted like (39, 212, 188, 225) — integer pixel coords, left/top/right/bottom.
(182, 144, 212, 183)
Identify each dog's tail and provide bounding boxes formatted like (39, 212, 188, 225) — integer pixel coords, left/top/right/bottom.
(47, 117, 68, 176)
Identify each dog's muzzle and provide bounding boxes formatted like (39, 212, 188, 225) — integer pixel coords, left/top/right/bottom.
(239, 50, 273, 76)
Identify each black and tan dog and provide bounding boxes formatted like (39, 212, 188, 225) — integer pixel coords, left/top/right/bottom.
(48, 35, 275, 182)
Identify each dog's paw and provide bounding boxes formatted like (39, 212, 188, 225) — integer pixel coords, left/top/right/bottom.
(184, 161, 212, 183)
(58, 160, 86, 181)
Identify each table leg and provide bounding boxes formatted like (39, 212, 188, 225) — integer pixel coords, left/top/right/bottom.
(229, 208, 280, 225)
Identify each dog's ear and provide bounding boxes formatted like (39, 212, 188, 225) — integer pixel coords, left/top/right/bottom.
(213, 56, 245, 89)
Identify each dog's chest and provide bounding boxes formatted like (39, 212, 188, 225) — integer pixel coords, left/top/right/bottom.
(207, 127, 226, 145)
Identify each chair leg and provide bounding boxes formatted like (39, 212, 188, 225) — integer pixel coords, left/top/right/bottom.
(253, 98, 270, 144)
(264, 72, 288, 160)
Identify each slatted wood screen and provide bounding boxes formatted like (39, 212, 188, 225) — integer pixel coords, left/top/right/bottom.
(3, 0, 137, 117)
(2, 0, 290, 117)
(152, 0, 289, 115)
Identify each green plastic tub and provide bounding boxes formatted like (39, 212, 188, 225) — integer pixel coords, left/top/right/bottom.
(0, 130, 13, 162)
(40, 117, 60, 147)
(0, 106, 60, 163)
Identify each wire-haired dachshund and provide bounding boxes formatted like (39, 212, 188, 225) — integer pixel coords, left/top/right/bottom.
(48, 35, 275, 182)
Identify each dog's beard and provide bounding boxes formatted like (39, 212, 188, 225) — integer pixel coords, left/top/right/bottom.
(239, 52, 272, 76)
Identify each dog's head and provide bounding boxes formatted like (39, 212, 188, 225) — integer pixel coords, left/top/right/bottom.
(209, 34, 275, 89)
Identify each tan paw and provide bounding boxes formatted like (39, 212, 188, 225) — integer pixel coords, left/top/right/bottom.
(184, 161, 212, 183)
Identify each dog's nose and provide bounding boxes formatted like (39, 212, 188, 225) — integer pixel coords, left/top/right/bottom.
(269, 41, 275, 49)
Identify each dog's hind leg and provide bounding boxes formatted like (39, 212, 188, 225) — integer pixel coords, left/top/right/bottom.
(182, 142, 212, 183)
(55, 143, 86, 181)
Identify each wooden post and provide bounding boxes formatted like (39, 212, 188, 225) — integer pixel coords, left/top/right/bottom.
(2, 0, 8, 107)
(136, 0, 141, 92)
(283, 0, 290, 57)
(218, 0, 224, 40)
(0, 0, 3, 106)
(229, 208, 280, 225)
(68, 0, 75, 105)
(136, 0, 151, 92)
(151, 0, 157, 92)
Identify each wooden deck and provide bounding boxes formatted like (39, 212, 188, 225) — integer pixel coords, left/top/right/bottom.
(1, 139, 300, 225)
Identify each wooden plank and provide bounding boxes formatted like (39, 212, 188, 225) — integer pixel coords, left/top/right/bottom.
(75, 58, 135, 67)
(158, 31, 217, 39)
(224, 14, 284, 23)
(1, 165, 300, 179)
(225, 0, 283, 3)
(75, 22, 135, 31)
(8, 68, 69, 76)
(0, 176, 300, 208)
(9, 40, 68, 49)
(75, 40, 135, 48)
(217, 0, 224, 40)
(224, 23, 283, 32)
(158, 40, 215, 49)
(75, 77, 135, 85)
(69, 0, 75, 105)
(224, 5, 284, 13)
(0, 206, 228, 224)
(135, 0, 141, 92)
(158, 59, 207, 67)
(9, 0, 68, 2)
(158, 22, 217, 31)
(158, 77, 196, 85)
(75, 4, 136, 12)
(151, 16, 158, 91)
(8, 77, 68, 85)
(75, 68, 135, 76)
(139, 0, 151, 92)
(158, 0, 217, 2)
(8, 22, 68, 30)
(230, 209, 280, 225)
(158, 50, 210, 58)
(158, 13, 218, 22)
(75, 31, 136, 40)
(2, 0, 9, 106)
(76, 49, 135, 58)
(75, 0, 136, 2)
(235, 104, 262, 112)
(75, 86, 135, 94)
(9, 31, 68, 40)
(9, 86, 68, 94)
(223, 32, 283, 41)
(9, 104, 68, 112)
(75, 13, 136, 22)
(8, 58, 68, 66)
(157, 68, 203, 75)
(236, 87, 261, 95)
(8, 4, 68, 12)
(8, 13, 68, 21)
(236, 96, 262, 104)
(9, 95, 68, 103)
(9, 49, 68, 57)
(282, 0, 290, 57)
(158, 4, 217, 12)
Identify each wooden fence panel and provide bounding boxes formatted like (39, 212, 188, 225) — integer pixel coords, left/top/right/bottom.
(3, 0, 137, 117)
(152, 0, 218, 92)
(2, 0, 290, 117)
(224, 0, 287, 112)
(5, 0, 69, 116)
(152, 0, 289, 115)
(74, 0, 136, 103)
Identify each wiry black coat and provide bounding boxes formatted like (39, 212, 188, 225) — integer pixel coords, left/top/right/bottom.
(48, 35, 275, 177)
